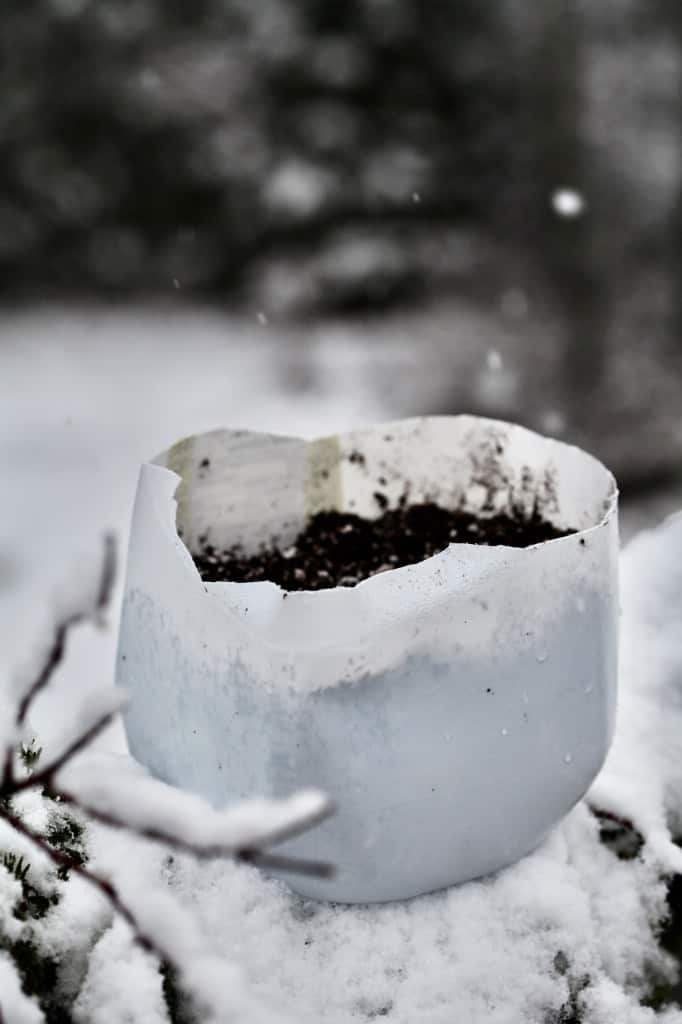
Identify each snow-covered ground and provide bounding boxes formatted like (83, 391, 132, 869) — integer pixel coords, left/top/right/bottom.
(2, 306, 682, 1023)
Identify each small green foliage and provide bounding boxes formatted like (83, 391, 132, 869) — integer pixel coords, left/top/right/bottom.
(641, 869, 682, 1010)
(46, 808, 87, 881)
(46, 813, 85, 851)
(2, 851, 30, 882)
(553, 950, 569, 976)
(0, 747, 88, 1021)
(19, 740, 42, 771)
(545, 952, 590, 1024)
(1, 847, 59, 922)
(161, 960, 195, 1024)
(0, 842, 65, 1020)
(5, 937, 59, 1001)
(591, 806, 644, 861)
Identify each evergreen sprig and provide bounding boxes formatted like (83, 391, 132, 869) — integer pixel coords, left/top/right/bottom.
(1, 851, 30, 883)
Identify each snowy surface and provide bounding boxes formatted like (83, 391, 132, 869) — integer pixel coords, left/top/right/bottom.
(2, 307, 682, 1022)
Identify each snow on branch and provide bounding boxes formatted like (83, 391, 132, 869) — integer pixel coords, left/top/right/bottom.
(55, 755, 333, 876)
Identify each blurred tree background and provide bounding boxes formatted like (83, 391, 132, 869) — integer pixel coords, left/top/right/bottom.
(0, 0, 520, 303)
(1, 0, 681, 490)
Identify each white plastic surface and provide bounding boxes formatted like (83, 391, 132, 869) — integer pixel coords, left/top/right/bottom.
(118, 416, 619, 902)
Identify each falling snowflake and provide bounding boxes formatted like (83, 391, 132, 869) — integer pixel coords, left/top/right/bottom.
(551, 189, 586, 218)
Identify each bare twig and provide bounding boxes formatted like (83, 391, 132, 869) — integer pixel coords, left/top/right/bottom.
(17, 532, 116, 731)
(236, 797, 335, 850)
(239, 848, 333, 878)
(15, 617, 77, 735)
(95, 533, 117, 615)
(1, 534, 117, 791)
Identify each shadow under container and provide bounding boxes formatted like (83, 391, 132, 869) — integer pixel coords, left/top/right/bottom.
(117, 415, 619, 903)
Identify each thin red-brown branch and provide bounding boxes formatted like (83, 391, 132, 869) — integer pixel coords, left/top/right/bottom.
(17, 534, 116, 730)
(1, 535, 117, 790)
(239, 848, 333, 877)
(16, 617, 76, 731)
(95, 534, 117, 615)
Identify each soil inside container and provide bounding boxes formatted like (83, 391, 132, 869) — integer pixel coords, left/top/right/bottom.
(192, 502, 575, 592)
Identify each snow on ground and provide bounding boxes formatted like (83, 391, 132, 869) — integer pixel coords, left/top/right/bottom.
(2, 307, 682, 1023)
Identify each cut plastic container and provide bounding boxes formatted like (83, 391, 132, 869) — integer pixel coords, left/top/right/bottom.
(117, 415, 619, 903)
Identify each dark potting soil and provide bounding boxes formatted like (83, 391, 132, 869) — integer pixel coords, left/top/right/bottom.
(192, 503, 575, 592)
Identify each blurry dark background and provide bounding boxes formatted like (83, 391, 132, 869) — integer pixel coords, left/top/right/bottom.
(2, 0, 682, 501)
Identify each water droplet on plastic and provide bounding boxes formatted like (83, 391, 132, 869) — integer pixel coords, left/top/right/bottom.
(411, 191, 421, 203)
(444, 732, 452, 744)
(536, 649, 548, 664)
(256, 310, 269, 325)
(584, 683, 594, 695)
(501, 727, 508, 737)
(522, 691, 529, 705)
(576, 596, 586, 613)
(564, 752, 573, 764)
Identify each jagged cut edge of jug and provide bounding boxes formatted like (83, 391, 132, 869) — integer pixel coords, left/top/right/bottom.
(153, 415, 618, 591)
